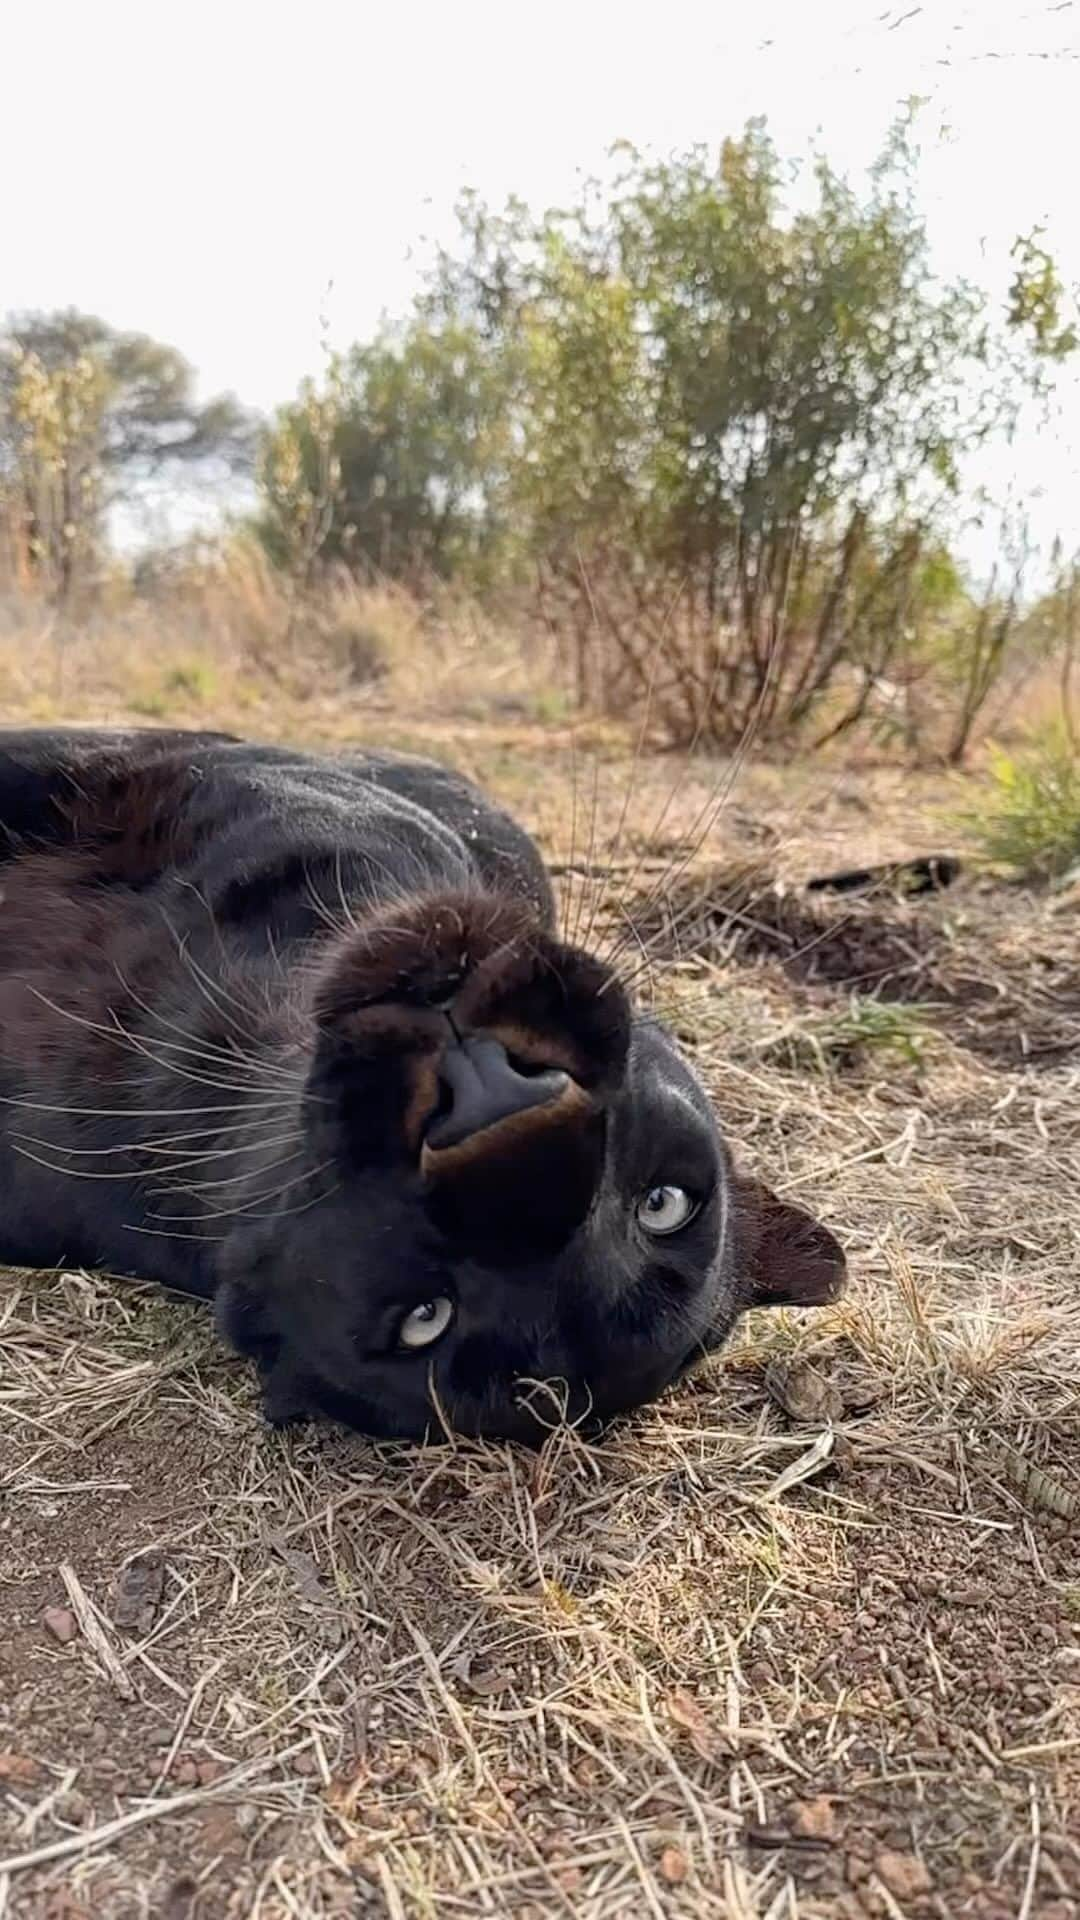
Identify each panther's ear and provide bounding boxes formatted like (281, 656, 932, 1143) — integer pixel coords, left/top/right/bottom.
(731, 1172, 846, 1309)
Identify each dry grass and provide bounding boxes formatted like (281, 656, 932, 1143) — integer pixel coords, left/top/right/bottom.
(0, 541, 1066, 764)
(0, 544, 566, 745)
(0, 662, 1079, 1918)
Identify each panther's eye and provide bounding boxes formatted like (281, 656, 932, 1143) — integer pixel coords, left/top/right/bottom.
(397, 1296, 455, 1349)
(636, 1185, 697, 1235)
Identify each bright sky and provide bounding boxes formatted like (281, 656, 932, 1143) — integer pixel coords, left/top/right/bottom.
(4, 0, 1079, 570)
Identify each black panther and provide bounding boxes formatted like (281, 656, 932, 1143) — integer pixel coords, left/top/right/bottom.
(0, 727, 845, 1442)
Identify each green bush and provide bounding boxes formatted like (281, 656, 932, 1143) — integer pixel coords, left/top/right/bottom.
(963, 732, 1080, 880)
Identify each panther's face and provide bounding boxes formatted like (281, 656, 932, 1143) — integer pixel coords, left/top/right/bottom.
(216, 892, 844, 1443)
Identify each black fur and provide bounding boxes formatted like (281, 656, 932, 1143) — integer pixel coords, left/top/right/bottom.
(0, 728, 845, 1443)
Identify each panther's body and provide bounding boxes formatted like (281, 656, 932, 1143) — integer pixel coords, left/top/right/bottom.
(0, 728, 844, 1441)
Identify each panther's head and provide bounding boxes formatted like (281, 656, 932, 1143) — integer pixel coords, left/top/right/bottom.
(216, 891, 845, 1442)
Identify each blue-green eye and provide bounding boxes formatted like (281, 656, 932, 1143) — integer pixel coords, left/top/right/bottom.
(636, 1185, 697, 1235)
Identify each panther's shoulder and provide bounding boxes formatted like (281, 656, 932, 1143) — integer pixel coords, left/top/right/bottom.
(0, 727, 555, 929)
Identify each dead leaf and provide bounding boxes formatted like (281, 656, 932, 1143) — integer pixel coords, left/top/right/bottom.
(267, 1533, 333, 1605)
(765, 1359, 844, 1425)
(667, 1688, 731, 1764)
(765, 1429, 836, 1500)
(451, 1653, 515, 1697)
(265, 1531, 343, 1644)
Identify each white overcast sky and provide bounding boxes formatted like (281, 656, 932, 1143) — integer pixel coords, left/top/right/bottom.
(4, 0, 1079, 569)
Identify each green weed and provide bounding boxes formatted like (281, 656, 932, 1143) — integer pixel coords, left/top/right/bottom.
(961, 731, 1080, 881)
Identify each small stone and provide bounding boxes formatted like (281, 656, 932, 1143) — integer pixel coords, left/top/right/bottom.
(875, 1849, 932, 1899)
(0, 1751, 39, 1785)
(790, 1796, 838, 1840)
(43, 1606, 77, 1645)
(173, 1758, 199, 1787)
(196, 1758, 225, 1786)
(112, 1548, 166, 1635)
(56, 1789, 90, 1825)
(162, 1876, 197, 1920)
(659, 1846, 689, 1884)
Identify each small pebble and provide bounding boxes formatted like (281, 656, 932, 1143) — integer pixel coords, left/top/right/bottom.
(790, 1796, 838, 1841)
(875, 1849, 933, 1899)
(43, 1606, 78, 1645)
(659, 1846, 688, 1884)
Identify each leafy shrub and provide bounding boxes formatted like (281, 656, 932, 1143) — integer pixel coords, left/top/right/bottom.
(963, 732, 1080, 880)
(256, 111, 1073, 748)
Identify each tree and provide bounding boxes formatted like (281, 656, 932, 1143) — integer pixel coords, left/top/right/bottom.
(429, 117, 1021, 740)
(1008, 229, 1079, 367)
(257, 114, 1075, 746)
(259, 322, 510, 585)
(0, 310, 252, 600)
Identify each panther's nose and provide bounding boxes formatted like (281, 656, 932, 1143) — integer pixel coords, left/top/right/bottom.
(425, 1035, 569, 1149)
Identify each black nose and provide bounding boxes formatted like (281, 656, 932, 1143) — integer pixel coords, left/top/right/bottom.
(426, 1035, 569, 1149)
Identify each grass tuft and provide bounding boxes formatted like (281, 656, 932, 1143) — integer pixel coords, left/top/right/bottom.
(962, 730, 1080, 881)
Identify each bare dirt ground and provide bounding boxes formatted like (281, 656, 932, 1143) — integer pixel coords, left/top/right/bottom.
(1, 713, 1078, 1920)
